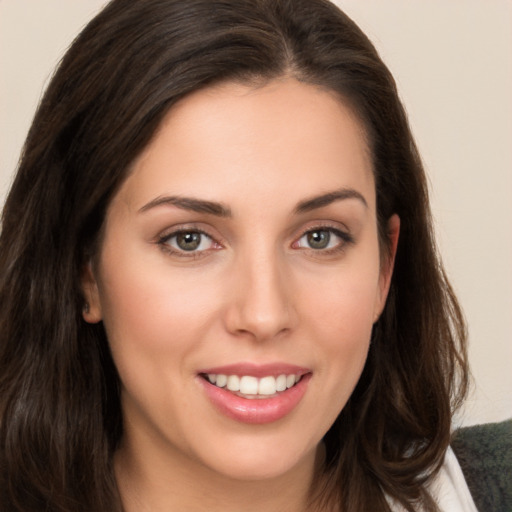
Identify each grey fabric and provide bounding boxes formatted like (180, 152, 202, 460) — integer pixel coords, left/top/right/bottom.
(451, 419, 512, 512)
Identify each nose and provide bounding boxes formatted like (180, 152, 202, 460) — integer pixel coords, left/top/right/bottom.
(224, 250, 296, 341)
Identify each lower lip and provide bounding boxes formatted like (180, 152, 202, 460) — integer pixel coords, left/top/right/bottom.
(199, 374, 311, 424)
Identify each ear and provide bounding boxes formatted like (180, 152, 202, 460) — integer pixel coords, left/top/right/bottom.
(81, 261, 103, 323)
(374, 214, 400, 322)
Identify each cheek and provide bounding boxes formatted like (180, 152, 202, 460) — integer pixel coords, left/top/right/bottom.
(301, 259, 380, 394)
(314, 282, 375, 371)
(96, 253, 225, 389)
(306, 263, 380, 340)
(96, 258, 224, 429)
(100, 246, 216, 331)
(291, 274, 377, 441)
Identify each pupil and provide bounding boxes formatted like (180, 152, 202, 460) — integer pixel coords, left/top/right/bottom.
(177, 232, 201, 251)
(308, 230, 330, 249)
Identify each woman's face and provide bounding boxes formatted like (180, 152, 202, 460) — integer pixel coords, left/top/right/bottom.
(83, 79, 397, 483)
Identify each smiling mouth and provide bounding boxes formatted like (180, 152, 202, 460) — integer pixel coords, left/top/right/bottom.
(200, 373, 303, 399)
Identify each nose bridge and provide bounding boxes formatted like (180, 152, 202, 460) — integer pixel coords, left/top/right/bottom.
(226, 241, 295, 340)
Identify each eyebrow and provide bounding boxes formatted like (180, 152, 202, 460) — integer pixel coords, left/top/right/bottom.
(139, 195, 232, 217)
(139, 187, 367, 217)
(294, 188, 368, 213)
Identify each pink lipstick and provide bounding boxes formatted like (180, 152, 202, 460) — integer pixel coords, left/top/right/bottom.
(197, 363, 311, 424)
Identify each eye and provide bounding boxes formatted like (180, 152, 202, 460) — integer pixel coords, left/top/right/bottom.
(160, 230, 218, 254)
(294, 227, 352, 251)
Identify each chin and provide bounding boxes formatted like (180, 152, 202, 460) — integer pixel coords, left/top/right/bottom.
(191, 430, 318, 482)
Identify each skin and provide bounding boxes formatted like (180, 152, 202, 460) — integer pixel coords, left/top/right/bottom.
(82, 78, 399, 512)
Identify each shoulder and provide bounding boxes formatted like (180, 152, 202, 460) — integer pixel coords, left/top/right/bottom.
(451, 419, 512, 512)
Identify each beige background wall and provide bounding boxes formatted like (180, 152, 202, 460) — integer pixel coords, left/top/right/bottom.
(1, 1, 511, 427)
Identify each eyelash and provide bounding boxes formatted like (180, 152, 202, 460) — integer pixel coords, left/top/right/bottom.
(156, 225, 354, 258)
(157, 228, 220, 259)
(293, 226, 354, 256)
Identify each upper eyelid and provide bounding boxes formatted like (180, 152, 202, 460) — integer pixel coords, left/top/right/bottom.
(299, 226, 350, 237)
(294, 221, 352, 239)
(157, 223, 220, 242)
(295, 226, 353, 243)
(159, 227, 211, 240)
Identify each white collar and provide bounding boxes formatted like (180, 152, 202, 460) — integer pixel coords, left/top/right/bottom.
(386, 446, 478, 511)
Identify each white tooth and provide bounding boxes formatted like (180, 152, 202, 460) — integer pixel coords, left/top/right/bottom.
(216, 374, 227, 388)
(295, 374, 301, 384)
(258, 376, 277, 395)
(286, 374, 296, 388)
(276, 374, 287, 392)
(207, 374, 217, 384)
(239, 376, 258, 395)
(227, 375, 240, 392)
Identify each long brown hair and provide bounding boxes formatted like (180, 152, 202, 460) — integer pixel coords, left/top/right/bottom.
(0, 0, 468, 510)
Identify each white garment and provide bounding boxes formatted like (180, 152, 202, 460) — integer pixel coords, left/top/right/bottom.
(425, 446, 478, 512)
(387, 447, 479, 511)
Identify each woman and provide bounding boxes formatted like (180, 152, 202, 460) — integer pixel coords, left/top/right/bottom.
(0, 0, 475, 510)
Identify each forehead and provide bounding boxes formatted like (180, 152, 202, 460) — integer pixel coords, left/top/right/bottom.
(117, 78, 375, 213)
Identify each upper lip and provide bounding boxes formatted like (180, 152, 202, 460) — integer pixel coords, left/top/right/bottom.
(197, 362, 311, 378)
